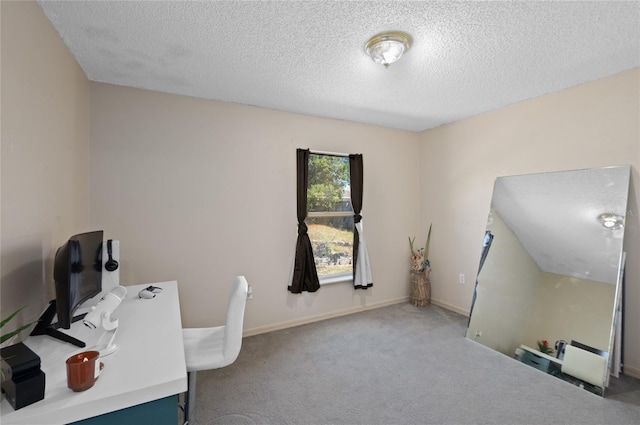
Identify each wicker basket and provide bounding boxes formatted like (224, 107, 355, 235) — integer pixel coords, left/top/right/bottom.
(409, 270, 431, 307)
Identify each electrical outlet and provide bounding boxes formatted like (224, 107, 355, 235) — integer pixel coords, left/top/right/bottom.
(459, 273, 465, 284)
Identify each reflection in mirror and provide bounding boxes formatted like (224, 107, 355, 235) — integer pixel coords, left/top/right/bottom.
(466, 166, 630, 396)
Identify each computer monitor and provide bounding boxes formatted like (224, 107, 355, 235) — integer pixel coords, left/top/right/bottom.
(31, 230, 104, 347)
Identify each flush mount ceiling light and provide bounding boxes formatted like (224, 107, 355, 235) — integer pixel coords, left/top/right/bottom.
(364, 31, 412, 68)
(598, 213, 624, 230)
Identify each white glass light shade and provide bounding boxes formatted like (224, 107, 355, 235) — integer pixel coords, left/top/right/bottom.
(598, 213, 624, 230)
(365, 31, 412, 68)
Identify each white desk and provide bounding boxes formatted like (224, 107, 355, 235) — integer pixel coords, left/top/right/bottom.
(0, 281, 187, 424)
(520, 345, 563, 365)
(518, 344, 563, 376)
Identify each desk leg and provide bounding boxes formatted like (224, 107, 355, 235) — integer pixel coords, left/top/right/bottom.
(68, 395, 178, 425)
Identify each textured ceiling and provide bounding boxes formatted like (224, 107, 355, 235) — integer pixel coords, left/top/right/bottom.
(491, 166, 630, 284)
(37, 1, 640, 132)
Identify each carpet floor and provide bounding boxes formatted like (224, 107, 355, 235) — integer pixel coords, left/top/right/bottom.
(189, 303, 640, 425)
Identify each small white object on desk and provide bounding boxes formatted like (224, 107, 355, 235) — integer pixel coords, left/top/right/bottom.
(83, 286, 128, 356)
(138, 285, 163, 299)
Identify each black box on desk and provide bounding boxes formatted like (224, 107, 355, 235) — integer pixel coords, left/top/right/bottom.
(1, 342, 46, 410)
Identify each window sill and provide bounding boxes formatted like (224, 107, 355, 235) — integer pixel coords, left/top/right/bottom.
(319, 274, 352, 286)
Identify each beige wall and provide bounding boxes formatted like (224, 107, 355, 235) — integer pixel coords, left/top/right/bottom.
(87, 83, 421, 332)
(523, 273, 615, 352)
(420, 67, 640, 374)
(3, 0, 639, 379)
(1, 1, 90, 339)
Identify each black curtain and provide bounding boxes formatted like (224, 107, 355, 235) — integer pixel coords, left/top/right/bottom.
(349, 154, 372, 289)
(288, 149, 320, 293)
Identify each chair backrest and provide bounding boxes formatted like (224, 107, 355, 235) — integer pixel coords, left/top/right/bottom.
(223, 276, 249, 362)
(561, 344, 607, 388)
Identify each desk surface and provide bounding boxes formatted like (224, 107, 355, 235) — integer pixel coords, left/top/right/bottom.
(1, 281, 187, 424)
(521, 344, 563, 365)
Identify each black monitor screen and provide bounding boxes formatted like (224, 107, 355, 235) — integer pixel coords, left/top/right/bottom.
(53, 230, 103, 329)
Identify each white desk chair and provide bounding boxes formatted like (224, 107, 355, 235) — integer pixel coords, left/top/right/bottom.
(182, 276, 249, 425)
(561, 344, 608, 389)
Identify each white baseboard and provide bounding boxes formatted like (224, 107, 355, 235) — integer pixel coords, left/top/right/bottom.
(243, 296, 409, 337)
(243, 296, 472, 337)
(431, 297, 470, 317)
(623, 364, 640, 379)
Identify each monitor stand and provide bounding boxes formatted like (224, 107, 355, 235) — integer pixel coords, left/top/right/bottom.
(30, 300, 86, 348)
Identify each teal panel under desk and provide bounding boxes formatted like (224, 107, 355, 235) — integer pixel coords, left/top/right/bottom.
(68, 395, 177, 425)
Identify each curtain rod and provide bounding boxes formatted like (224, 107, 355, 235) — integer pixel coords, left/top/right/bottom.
(309, 149, 349, 157)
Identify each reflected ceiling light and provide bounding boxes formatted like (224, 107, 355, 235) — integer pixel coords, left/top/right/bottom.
(365, 31, 412, 68)
(598, 213, 624, 230)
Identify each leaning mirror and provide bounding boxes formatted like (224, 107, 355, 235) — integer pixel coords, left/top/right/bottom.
(466, 165, 630, 396)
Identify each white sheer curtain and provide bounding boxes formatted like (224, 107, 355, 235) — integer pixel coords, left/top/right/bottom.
(349, 154, 373, 289)
(354, 221, 373, 287)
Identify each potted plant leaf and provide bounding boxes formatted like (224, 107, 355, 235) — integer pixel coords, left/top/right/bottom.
(1, 306, 33, 345)
(1, 306, 35, 380)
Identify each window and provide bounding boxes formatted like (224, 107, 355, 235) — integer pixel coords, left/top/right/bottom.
(306, 153, 353, 280)
(289, 148, 371, 293)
